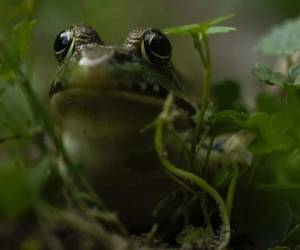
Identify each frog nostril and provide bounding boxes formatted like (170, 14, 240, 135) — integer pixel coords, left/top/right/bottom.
(49, 81, 64, 97)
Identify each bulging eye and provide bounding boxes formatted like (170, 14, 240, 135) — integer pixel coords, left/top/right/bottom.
(141, 29, 172, 66)
(54, 30, 74, 62)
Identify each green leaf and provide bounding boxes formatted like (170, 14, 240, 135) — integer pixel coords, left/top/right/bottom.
(294, 75, 300, 86)
(205, 26, 236, 35)
(0, 20, 35, 87)
(0, 85, 34, 138)
(286, 88, 300, 130)
(0, 167, 33, 218)
(270, 112, 292, 133)
(246, 112, 293, 154)
(10, 20, 36, 64)
(212, 163, 233, 188)
(0, 20, 35, 85)
(245, 112, 269, 132)
(233, 190, 291, 247)
(164, 14, 235, 35)
(247, 137, 271, 154)
(289, 64, 300, 82)
(0, 156, 49, 219)
(254, 149, 300, 190)
(0, 0, 36, 33)
(288, 64, 300, 87)
(28, 157, 51, 197)
(252, 63, 287, 86)
(256, 93, 285, 114)
(210, 110, 248, 133)
(257, 16, 300, 55)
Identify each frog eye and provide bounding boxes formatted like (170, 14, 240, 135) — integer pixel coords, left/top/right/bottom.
(54, 30, 74, 62)
(141, 29, 172, 66)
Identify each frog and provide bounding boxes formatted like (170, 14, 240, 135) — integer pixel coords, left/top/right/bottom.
(49, 24, 193, 232)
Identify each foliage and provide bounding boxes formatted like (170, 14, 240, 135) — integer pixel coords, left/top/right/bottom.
(2, 5, 300, 250)
(257, 16, 300, 55)
(159, 14, 300, 250)
(239, 15, 300, 249)
(252, 63, 288, 87)
(164, 14, 236, 36)
(0, 1, 129, 250)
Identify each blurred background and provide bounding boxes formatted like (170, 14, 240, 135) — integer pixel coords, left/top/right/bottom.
(2, 0, 300, 107)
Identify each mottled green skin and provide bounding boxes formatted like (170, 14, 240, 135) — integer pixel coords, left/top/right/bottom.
(50, 25, 189, 231)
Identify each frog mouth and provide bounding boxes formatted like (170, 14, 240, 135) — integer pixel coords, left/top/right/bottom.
(49, 79, 169, 100)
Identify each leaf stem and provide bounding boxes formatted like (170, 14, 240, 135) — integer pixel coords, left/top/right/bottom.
(191, 32, 212, 159)
(155, 94, 230, 249)
(226, 161, 239, 217)
(200, 135, 215, 235)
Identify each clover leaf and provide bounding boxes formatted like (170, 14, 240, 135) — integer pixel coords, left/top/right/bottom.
(257, 16, 300, 55)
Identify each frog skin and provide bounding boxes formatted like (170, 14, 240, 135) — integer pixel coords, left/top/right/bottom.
(49, 24, 192, 232)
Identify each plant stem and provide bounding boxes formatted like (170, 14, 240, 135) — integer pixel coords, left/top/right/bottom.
(226, 161, 239, 217)
(203, 135, 215, 179)
(247, 155, 261, 187)
(195, 126, 210, 157)
(146, 223, 159, 246)
(200, 195, 214, 235)
(201, 34, 212, 116)
(155, 94, 230, 249)
(169, 126, 193, 169)
(199, 135, 215, 233)
(191, 33, 212, 159)
(20, 77, 59, 148)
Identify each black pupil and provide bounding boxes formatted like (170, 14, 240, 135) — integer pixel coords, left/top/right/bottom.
(147, 32, 171, 57)
(54, 31, 70, 53)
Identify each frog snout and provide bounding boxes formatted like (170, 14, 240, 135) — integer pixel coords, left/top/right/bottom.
(78, 46, 115, 67)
